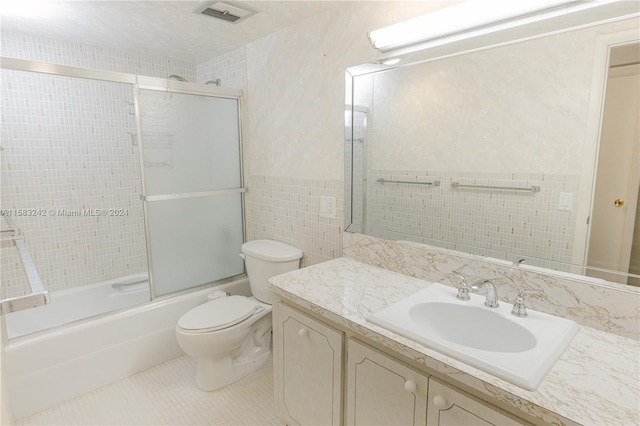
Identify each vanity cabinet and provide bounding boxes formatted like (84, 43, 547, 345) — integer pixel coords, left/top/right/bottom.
(346, 340, 526, 426)
(427, 378, 525, 425)
(346, 339, 428, 426)
(274, 300, 529, 426)
(274, 302, 343, 426)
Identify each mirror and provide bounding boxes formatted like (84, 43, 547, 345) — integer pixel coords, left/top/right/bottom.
(345, 14, 640, 286)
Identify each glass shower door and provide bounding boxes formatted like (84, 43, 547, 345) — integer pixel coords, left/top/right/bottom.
(138, 89, 245, 297)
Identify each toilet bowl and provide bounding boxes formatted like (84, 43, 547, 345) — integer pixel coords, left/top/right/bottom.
(176, 295, 273, 391)
(176, 239, 302, 391)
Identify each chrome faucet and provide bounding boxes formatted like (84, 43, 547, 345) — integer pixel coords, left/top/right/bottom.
(471, 280, 499, 308)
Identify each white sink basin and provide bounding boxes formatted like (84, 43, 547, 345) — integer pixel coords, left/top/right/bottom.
(409, 302, 537, 353)
(368, 283, 579, 390)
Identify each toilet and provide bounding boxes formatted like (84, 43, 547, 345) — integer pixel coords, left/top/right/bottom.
(176, 239, 303, 391)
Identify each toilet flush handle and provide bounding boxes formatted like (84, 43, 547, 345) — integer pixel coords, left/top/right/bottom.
(239, 253, 246, 260)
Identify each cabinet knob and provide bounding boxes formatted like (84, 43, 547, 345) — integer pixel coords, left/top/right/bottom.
(432, 395, 448, 409)
(404, 380, 416, 393)
(298, 328, 308, 337)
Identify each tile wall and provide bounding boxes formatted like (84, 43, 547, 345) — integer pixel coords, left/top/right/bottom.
(0, 32, 196, 296)
(1, 31, 196, 80)
(0, 70, 147, 298)
(196, 47, 246, 89)
(364, 170, 581, 268)
(245, 175, 343, 267)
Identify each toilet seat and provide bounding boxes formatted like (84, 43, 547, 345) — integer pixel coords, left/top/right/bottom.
(178, 296, 256, 333)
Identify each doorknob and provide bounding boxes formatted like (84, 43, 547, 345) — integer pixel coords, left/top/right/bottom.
(614, 199, 625, 207)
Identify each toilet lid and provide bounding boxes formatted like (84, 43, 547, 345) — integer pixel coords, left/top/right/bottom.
(177, 296, 256, 333)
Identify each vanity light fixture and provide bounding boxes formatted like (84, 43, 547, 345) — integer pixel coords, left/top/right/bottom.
(367, 0, 589, 52)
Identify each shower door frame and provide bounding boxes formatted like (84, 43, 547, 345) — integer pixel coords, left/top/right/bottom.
(0, 57, 248, 304)
(133, 78, 247, 300)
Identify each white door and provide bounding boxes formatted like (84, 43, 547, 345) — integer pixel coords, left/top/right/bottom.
(587, 45, 640, 284)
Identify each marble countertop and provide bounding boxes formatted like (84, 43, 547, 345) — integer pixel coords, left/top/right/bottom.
(269, 257, 640, 426)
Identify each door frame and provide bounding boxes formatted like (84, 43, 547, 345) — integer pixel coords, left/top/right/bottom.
(574, 29, 640, 277)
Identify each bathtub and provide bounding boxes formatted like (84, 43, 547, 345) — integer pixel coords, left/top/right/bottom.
(4, 273, 151, 339)
(3, 275, 250, 419)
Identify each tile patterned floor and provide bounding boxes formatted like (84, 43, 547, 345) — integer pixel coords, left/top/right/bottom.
(17, 355, 284, 425)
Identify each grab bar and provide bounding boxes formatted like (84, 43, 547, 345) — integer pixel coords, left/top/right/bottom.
(451, 182, 541, 193)
(377, 178, 441, 187)
(0, 216, 49, 314)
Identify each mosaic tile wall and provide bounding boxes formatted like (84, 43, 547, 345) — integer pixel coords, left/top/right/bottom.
(1, 32, 197, 297)
(196, 47, 246, 89)
(364, 170, 581, 268)
(245, 175, 343, 267)
(0, 70, 147, 298)
(1, 31, 196, 81)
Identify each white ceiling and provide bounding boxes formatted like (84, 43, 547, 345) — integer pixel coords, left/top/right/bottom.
(0, 1, 340, 63)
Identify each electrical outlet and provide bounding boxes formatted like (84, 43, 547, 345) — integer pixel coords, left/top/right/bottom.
(320, 196, 336, 219)
(558, 192, 573, 211)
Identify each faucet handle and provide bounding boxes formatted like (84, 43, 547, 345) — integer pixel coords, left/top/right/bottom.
(511, 289, 542, 317)
(512, 258, 526, 266)
(451, 269, 470, 301)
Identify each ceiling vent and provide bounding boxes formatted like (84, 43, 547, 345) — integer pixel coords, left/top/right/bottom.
(193, 1, 259, 24)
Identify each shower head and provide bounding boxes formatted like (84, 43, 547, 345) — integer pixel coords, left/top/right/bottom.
(168, 75, 188, 82)
(205, 79, 221, 86)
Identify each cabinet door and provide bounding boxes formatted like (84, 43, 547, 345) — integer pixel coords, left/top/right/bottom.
(427, 378, 528, 426)
(274, 302, 343, 426)
(346, 339, 429, 426)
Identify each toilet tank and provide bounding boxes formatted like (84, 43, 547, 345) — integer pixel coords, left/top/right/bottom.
(241, 240, 303, 304)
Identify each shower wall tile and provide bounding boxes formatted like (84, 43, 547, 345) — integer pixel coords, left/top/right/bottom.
(1, 70, 148, 298)
(1, 31, 196, 81)
(245, 175, 343, 267)
(196, 47, 246, 89)
(0, 32, 194, 297)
